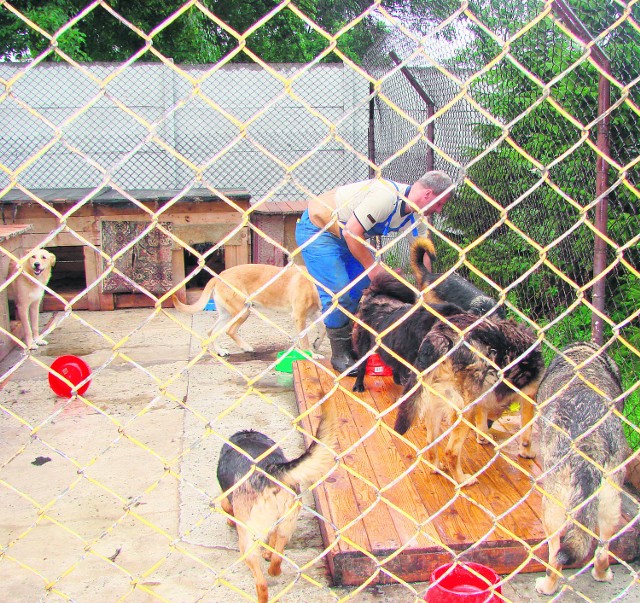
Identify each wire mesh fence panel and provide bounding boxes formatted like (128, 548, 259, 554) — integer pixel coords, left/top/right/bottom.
(0, 1, 638, 602)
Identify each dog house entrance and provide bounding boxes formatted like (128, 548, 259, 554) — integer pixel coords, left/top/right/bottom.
(183, 243, 225, 289)
(47, 246, 85, 294)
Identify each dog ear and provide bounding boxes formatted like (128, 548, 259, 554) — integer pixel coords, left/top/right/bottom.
(48, 251, 57, 267)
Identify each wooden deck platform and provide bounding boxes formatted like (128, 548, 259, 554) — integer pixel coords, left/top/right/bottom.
(293, 360, 639, 587)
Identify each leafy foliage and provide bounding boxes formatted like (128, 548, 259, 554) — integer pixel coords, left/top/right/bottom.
(437, 0, 640, 446)
(0, 0, 456, 64)
(0, 0, 389, 63)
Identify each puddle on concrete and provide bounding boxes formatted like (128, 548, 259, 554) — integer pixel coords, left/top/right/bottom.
(226, 369, 294, 391)
(39, 346, 95, 358)
(219, 346, 280, 363)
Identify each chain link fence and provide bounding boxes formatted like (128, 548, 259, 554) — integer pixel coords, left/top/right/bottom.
(0, 1, 638, 602)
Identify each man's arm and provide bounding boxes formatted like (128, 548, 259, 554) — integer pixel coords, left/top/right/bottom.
(343, 215, 384, 279)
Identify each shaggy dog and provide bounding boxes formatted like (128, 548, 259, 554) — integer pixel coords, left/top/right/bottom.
(394, 313, 544, 485)
(8, 249, 56, 350)
(217, 400, 337, 603)
(411, 237, 506, 319)
(535, 342, 627, 596)
(351, 270, 463, 393)
(172, 263, 324, 356)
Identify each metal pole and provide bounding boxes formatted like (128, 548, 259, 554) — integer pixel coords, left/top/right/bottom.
(551, 0, 612, 344)
(592, 70, 611, 344)
(388, 51, 436, 173)
(368, 82, 376, 179)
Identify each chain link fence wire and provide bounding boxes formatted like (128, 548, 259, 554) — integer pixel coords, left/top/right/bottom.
(0, 0, 638, 602)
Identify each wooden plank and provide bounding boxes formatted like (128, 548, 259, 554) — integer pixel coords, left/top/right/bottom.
(82, 247, 106, 311)
(293, 362, 371, 566)
(4, 216, 97, 235)
(315, 368, 407, 555)
(0, 224, 32, 241)
(172, 248, 187, 304)
(325, 375, 444, 549)
(365, 383, 549, 556)
(21, 232, 98, 247)
(41, 293, 89, 312)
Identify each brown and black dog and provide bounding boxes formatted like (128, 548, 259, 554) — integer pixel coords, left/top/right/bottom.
(394, 313, 544, 485)
(8, 249, 56, 350)
(217, 400, 337, 603)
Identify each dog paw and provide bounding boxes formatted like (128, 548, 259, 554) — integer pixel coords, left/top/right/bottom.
(311, 352, 324, 360)
(34, 338, 48, 346)
(518, 444, 536, 459)
(475, 434, 489, 445)
(352, 383, 365, 393)
(535, 576, 557, 595)
(268, 560, 282, 577)
(262, 550, 272, 561)
(592, 567, 613, 582)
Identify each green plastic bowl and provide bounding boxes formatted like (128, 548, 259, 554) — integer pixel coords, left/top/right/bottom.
(275, 349, 312, 373)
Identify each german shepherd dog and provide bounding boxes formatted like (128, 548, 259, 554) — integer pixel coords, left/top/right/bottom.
(535, 342, 626, 596)
(217, 400, 337, 603)
(172, 263, 324, 356)
(351, 270, 463, 393)
(411, 237, 506, 319)
(8, 249, 56, 350)
(394, 313, 544, 485)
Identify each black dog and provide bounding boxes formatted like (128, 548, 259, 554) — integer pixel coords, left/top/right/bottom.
(411, 237, 506, 319)
(351, 270, 463, 392)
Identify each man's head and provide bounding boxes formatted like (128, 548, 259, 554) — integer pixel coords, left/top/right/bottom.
(410, 170, 454, 215)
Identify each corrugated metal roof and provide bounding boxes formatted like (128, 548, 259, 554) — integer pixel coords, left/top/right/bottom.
(250, 200, 307, 214)
(0, 187, 251, 204)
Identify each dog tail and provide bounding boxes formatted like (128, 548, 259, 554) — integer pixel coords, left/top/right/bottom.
(410, 236, 437, 287)
(556, 464, 601, 566)
(171, 277, 217, 314)
(393, 386, 423, 435)
(280, 399, 338, 488)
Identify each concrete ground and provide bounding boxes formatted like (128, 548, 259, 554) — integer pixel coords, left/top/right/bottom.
(0, 306, 638, 602)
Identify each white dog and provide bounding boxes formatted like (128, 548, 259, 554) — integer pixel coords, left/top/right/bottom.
(8, 249, 56, 350)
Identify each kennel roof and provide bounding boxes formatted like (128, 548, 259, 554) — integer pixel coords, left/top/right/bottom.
(0, 187, 251, 206)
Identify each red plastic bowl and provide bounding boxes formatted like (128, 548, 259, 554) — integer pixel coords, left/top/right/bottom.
(365, 353, 393, 376)
(48, 355, 92, 397)
(426, 562, 502, 602)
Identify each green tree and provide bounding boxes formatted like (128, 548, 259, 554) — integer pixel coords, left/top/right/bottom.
(433, 0, 640, 445)
(0, 0, 429, 63)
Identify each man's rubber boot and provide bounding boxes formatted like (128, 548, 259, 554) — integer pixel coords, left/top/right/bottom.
(327, 324, 358, 376)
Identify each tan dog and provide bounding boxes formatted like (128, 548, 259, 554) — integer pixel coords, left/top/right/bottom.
(8, 249, 56, 350)
(171, 264, 325, 356)
(217, 399, 337, 603)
